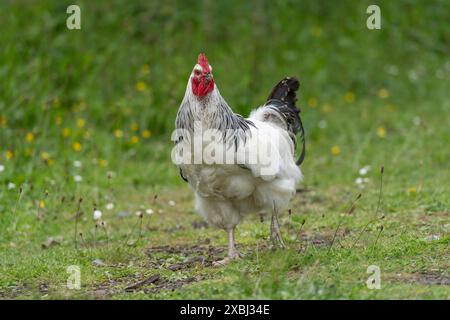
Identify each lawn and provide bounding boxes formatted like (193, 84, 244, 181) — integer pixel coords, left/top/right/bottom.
(0, 0, 448, 299)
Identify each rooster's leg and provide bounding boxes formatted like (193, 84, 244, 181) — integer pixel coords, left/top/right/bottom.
(227, 227, 241, 259)
(213, 228, 242, 267)
(271, 205, 286, 248)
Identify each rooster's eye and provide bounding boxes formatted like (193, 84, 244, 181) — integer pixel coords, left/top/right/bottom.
(194, 69, 202, 76)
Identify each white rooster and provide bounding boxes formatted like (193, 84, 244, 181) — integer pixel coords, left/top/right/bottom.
(173, 54, 305, 265)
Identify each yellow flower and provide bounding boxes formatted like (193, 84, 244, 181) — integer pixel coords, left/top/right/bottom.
(99, 159, 108, 167)
(55, 116, 63, 125)
(311, 26, 322, 37)
(62, 127, 71, 137)
(142, 130, 152, 139)
(114, 129, 124, 138)
(322, 104, 333, 113)
(72, 142, 82, 152)
(0, 116, 7, 127)
(344, 92, 355, 103)
(39, 200, 45, 209)
(76, 118, 86, 128)
(331, 145, 341, 156)
(130, 135, 139, 144)
(307, 97, 318, 108)
(407, 187, 417, 195)
(377, 126, 386, 138)
(378, 88, 389, 99)
(5, 150, 13, 160)
(47, 158, 54, 166)
(135, 81, 147, 92)
(141, 64, 150, 75)
(25, 132, 34, 142)
(41, 152, 50, 160)
(130, 123, 139, 131)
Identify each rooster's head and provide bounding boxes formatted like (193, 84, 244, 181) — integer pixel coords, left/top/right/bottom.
(191, 53, 214, 97)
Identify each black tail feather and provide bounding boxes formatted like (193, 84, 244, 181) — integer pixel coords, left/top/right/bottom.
(266, 77, 305, 166)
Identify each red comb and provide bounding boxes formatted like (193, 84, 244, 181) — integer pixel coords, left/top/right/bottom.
(198, 53, 210, 72)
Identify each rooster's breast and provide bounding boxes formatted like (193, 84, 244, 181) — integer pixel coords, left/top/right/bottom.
(181, 164, 256, 200)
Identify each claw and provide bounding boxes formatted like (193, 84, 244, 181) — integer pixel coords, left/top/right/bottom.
(212, 251, 241, 267)
(212, 258, 231, 267)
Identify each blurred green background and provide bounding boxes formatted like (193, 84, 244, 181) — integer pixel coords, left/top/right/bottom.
(1, 0, 449, 182)
(1, 0, 449, 231)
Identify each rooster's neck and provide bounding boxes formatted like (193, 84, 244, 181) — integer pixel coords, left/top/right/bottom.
(176, 80, 253, 140)
(178, 82, 230, 130)
(191, 90, 223, 123)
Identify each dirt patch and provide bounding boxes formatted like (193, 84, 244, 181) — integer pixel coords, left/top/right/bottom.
(88, 243, 247, 297)
(91, 273, 203, 297)
(296, 229, 350, 248)
(162, 225, 185, 232)
(125, 274, 161, 291)
(146, 244, 227, 269)
(122, 273, 201, 293)
(388, 271, 450, 285)
(141, 276, 201, 293)
(0, 283, 29, 298)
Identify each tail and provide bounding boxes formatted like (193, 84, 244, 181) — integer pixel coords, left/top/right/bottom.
(265, 77, 305, 166)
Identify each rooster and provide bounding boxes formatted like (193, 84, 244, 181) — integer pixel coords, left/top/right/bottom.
(174, 54, 305, 266)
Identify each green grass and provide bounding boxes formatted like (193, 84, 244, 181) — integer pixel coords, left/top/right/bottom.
(0, 0, 449, 299)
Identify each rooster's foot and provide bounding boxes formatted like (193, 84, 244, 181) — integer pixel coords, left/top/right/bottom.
(212, 250, 243, 267)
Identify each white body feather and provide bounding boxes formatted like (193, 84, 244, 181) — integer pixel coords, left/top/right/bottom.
(176, 81, 302, 230)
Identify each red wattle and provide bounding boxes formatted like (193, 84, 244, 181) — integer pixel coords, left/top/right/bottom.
(192, 77, 214, 97)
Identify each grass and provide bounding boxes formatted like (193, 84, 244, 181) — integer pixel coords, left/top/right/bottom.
(0, 0, 449, 299)
(1, 182, 448, 299)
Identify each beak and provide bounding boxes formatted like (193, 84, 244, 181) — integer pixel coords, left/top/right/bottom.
(204, 73, 212, 81)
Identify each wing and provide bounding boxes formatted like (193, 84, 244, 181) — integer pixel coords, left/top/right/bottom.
(236, 120, 302, 183)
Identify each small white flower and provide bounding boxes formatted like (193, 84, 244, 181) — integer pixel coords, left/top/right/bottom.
(358, 165, 371, 176)
(318, 120, 327, 129)
(106, 203, 114, 210)
(7, 182, 16, 190)
(355, 177, 364, 185)
(145, 208, 154, 215)
(0, 164, 4, 172)
(93, 210, 102, 220)
(73, 160, 82, 168)
(74, 175, 83, 182)
(168, 200, 176, 206)
(359, 168, 368, 175)
(135, 211, 143, 218)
